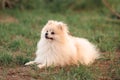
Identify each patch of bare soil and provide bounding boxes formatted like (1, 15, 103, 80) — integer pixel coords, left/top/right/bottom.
(0, 66, 42, 80)
(0, 15, 18, 23)
(95, 52, 120, 80)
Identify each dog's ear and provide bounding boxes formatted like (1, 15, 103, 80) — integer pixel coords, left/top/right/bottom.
(48, 20, 54, 25)
(57, 22, 69, 33)
(58, 23, 63, 31)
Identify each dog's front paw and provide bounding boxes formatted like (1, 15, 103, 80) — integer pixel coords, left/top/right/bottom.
(37, 64, 46, 69)
(25, 61, 35, 65)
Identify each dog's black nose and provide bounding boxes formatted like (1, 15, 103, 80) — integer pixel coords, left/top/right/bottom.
(45, 33, 48, 39)
(45, 33, 48, 36)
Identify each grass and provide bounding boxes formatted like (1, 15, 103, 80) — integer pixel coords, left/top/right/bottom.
(0, 51, 13, 66)
(0, 6, 120, 80)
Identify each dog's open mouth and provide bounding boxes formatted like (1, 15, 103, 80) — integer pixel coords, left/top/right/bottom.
(45, 36, 53, 40)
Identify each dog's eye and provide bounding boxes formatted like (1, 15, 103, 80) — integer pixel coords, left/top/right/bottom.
(51, 32, 55, 35)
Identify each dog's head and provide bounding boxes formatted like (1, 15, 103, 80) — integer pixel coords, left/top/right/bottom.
(41, 20, 69, 42)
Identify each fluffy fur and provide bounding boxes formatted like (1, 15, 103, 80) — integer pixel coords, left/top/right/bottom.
(25, 20, 99, 68)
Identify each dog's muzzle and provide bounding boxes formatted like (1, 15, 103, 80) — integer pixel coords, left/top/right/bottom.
(45, 33, 53, 40)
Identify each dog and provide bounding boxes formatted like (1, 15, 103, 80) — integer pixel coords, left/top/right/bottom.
(25, 20, 99, 68)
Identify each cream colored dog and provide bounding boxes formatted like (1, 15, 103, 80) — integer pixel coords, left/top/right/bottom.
(25, 20, 99, 68)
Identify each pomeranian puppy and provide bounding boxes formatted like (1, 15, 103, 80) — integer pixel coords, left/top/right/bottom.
(25, 20, 99, 68)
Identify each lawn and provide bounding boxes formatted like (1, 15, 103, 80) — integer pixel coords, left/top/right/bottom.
(0, 7, 120, 80)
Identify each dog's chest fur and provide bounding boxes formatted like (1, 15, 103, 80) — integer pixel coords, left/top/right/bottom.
(34, 39, 77, 66)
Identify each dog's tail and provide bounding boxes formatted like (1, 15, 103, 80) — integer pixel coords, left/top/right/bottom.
(75, 38, 100, 65)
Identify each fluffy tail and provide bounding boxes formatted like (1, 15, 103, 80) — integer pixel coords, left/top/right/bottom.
(76, 38, 99, 65)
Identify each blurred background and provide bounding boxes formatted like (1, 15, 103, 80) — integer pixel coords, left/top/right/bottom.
(0, 0, 119, 13)
(0, 0, 103, 11)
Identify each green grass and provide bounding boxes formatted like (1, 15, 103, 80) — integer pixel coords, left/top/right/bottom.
(0, 7, 120, 80)
(0, 51, 13, 66)
(38, 66, 94, 80)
